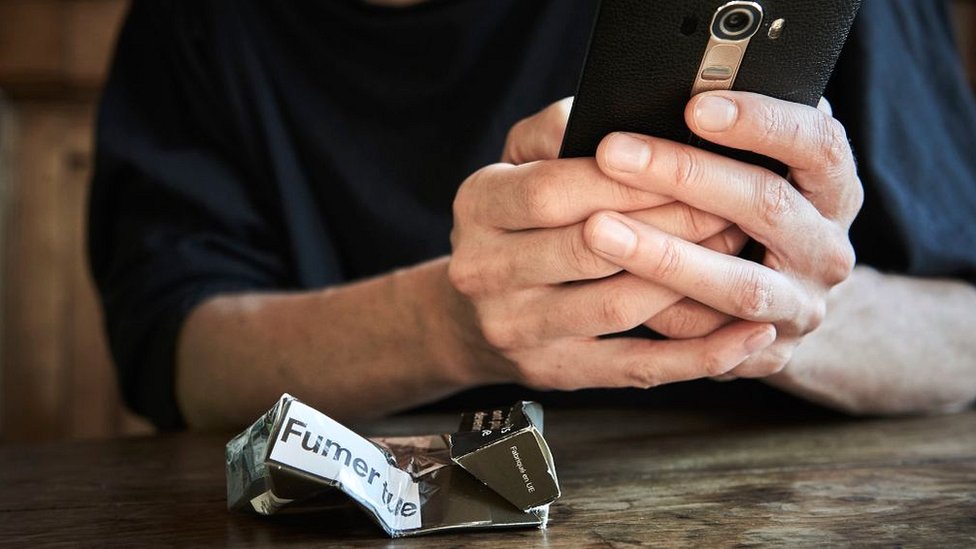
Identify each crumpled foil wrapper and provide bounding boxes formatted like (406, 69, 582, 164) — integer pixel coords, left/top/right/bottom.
(226, 394, 558, 538)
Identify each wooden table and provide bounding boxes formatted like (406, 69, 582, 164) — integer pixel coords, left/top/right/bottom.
(2, 405, 975, 547)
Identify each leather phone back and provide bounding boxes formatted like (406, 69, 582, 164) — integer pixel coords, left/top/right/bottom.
(560, 0, 862, 173)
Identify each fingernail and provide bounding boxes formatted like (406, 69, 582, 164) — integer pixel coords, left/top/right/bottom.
(695, 95, 737, 133)
(744, 326, 776, 354)
(606, 133, 651, 173)
(591, 216, 637, 258)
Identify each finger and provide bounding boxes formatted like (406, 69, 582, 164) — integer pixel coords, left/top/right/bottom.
(475, 273, 677, 349)
(725, 341, 797, 378)
(467, 160, 670, 231)
(597, 131, 821, 240)
(699, 225, 749, 255)
(521, 321, 776, 390)
(712, 373, 738, 382)
(685, 91, 862, 223)
(646, 298, 732, 339)
(641, 227, 745, 338)
(502, 97, 573, 165)
(496, 205, 734, 287)
(627, 203, 732, 243)
(644, 225, 749, 339)
(817, 96, 833, 116)
(595, 132, 853, 276)
(479, 223, 619, 289)
(584, 211, 814, 327)
(527, 273, 681, 340)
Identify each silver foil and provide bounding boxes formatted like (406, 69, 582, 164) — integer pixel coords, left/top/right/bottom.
(226, 394, 557, 538)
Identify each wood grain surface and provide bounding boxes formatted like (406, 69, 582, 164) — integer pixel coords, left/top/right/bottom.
(0, 0, 129, 100)
(1, 405, 974, 547)
(0, 0, 148, 441)
(0, 103, 151, 441)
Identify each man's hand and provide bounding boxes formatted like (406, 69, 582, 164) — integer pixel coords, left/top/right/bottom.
(583, 92, 863, 379)
(447, 98, 776, 391)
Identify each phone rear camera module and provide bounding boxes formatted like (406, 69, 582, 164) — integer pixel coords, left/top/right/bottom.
(712, 2, 763, 41)
(722, 10, 752, 34)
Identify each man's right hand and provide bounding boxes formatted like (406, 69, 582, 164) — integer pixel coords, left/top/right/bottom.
(446, 98, 777, 391)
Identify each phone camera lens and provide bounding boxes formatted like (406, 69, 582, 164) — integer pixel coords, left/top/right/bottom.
(712, 3, 763, 41)
(722, 10, 752, 34)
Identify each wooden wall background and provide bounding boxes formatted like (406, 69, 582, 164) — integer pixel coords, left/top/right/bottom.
(0, 1, 973, 442)
(0, 0, 147, 441)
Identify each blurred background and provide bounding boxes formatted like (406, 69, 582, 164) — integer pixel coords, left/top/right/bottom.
(0, 0, 973, 442)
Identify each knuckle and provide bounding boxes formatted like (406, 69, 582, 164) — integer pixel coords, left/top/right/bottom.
(480, 316, 521, 351)
(792, 289, 827, 334)
(730, 268, 773, 318)
(804, 299, 827, 333)
(840, 174, 866, 224)
(449, 226, 461, 250)
(824, 238, 857, 285)
(650, 238, 684, 280)
(522, 167, 564, 226)
(680, 205, 711, 241)
(702, 349, 734, 377)
(597, 292, 642, 332)
(756, 175, 795, 228)
(815, 115, 851, 169)
(447, 253, 494, 298)
(454, 166, 499, 223)
(672, 147, 705, 188)
(449, 242, 506, 298)
(726, 228, 749, 254)
(452, 178, 475, 220)
(850, 178, 866, 218)
(567, 227, 609, 277)
(627, 362, 663, 390)
(711, 226, 747, 255)
(757, 104, 792, 147)
(447, 256, 477, 296)
(654, 304, 703, 338)
(610, 179, 652, 208)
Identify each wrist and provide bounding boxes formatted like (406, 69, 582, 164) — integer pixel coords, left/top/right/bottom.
(393, 257, 499, 390)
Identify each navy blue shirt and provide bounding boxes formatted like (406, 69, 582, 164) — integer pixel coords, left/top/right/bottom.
(90, 0, 976, 429)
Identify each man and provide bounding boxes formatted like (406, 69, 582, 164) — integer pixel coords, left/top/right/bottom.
(90, 0, 976, 430)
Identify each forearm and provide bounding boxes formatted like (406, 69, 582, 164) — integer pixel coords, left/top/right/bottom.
(767, 266, 976, 415)
(175, 257, 483, 430)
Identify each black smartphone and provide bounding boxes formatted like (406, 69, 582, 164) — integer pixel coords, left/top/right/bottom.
(560, 0, 862, 174)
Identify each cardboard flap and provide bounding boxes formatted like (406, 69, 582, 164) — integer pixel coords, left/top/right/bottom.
(449, 402, 560, 511)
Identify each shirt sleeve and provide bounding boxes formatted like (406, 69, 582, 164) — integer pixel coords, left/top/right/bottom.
(89, 2, 292, 429)
(826, 0, 976, 283)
